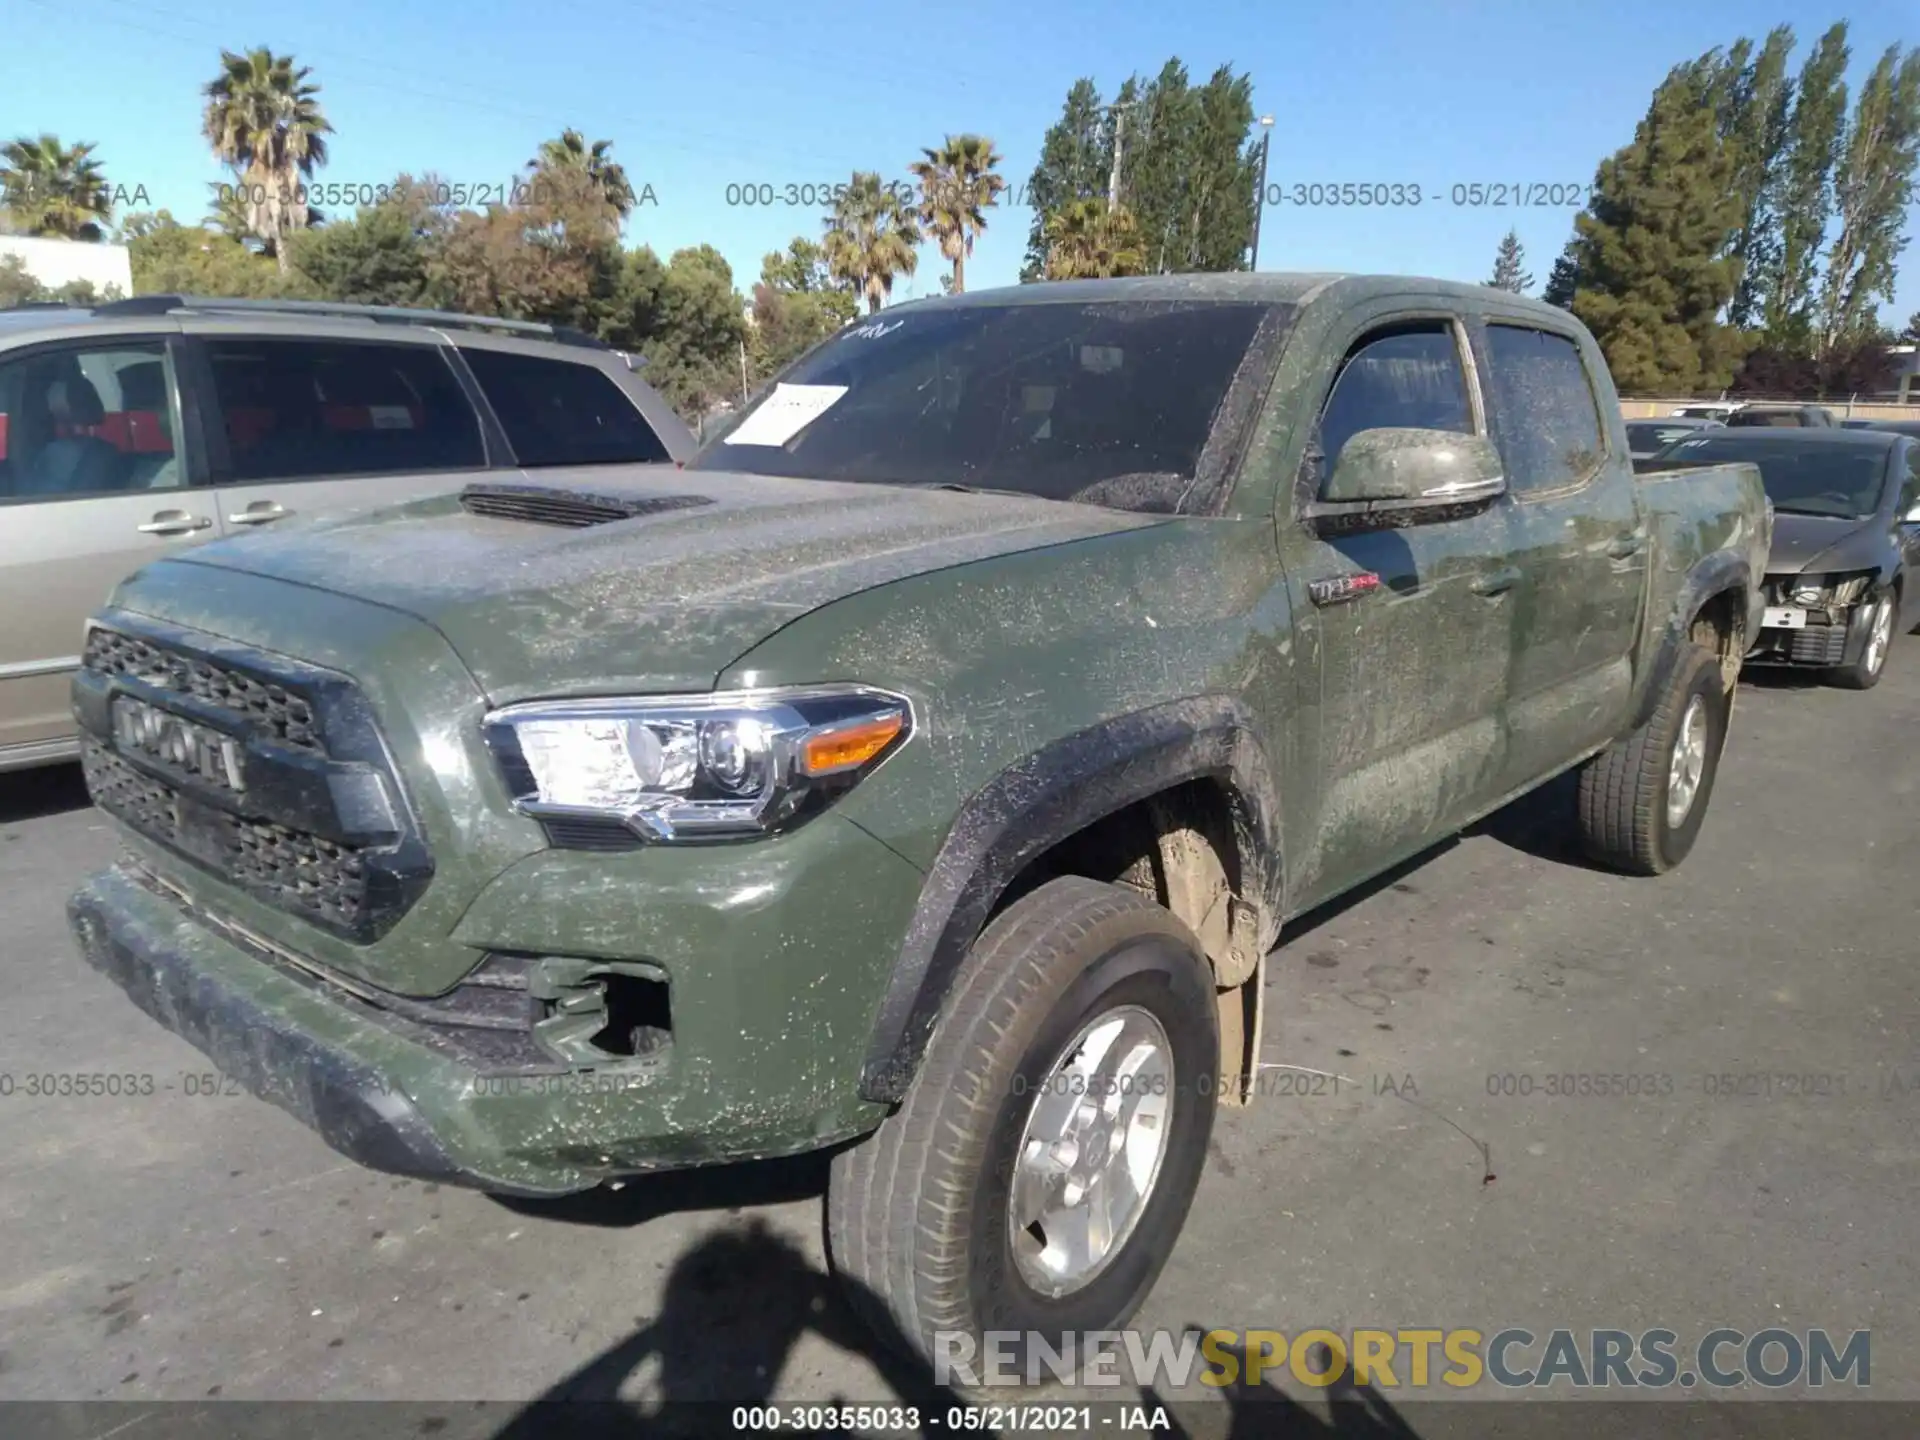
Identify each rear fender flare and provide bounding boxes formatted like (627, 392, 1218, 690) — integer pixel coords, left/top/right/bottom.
(1634, 551, 1753, 728)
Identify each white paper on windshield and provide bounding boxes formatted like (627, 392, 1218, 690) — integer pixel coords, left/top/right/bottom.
(722, 383, 848, 447)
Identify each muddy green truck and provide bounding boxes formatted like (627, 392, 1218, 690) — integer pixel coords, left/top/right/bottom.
(67, 275, 1769, 1372)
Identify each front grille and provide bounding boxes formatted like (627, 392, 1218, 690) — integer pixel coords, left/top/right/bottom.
(77, 620, 433, 941)
(84, 628, 322, 752)
(84, 743, 372, 931)
(1789, 624, 1850, 667)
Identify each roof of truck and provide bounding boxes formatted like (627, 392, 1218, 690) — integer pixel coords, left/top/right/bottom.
(890, 272, 1577, 320)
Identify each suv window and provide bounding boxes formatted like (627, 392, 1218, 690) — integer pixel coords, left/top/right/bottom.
(1483, 324, 1606, 492)
(461, 349, 669, 468)
(1314, 322, 1473, 482)
(206, 338, 484, 482)
(0, 342, 182, 503)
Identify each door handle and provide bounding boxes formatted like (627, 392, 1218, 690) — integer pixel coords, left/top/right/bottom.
(1607, 533, 1645, 559)
(1470, 566, 1521, 598)
(137, 514, 213, 536)
(227, 503, 288, 526)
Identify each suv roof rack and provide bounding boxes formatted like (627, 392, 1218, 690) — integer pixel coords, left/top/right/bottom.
(90, 295, 612, 350)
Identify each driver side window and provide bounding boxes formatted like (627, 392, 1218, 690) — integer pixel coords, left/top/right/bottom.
(1308, 322, 1474, 495)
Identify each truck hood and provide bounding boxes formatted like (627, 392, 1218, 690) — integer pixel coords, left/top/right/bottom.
(163, 466, 1165, 700)
(1764, 512, 1885, 576)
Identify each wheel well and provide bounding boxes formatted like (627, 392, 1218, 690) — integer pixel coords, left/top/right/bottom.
(1689, 587, 1746, 693)
(988, 778, 1267, 1106)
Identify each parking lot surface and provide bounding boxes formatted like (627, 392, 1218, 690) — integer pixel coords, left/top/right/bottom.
(1, 644, 1915, 1431)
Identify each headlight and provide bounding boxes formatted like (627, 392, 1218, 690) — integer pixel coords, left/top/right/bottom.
(1789, 575, 1830, 606)
(484, 686, 911, 842)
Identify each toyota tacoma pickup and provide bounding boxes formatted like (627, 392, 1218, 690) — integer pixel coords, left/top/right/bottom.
(66, 275, 1769, 1373)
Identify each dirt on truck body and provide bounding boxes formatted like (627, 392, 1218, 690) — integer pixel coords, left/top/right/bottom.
(66, 273, 1769, 1375)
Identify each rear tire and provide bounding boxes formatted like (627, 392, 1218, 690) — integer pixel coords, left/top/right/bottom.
(1576, 643, 1728, 876)
(826, 876, 1218, 1384)
(1830, 590, 1896, 690)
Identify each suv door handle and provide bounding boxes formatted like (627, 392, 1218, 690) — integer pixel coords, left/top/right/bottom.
(1470, 566, 1521, 598)
(228, 503, 288, 526)
(137, 513, 213, 536)
(1607, 533, 1645, 559)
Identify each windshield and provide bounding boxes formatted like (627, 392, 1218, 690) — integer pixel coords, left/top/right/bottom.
(1660, 436, 1891, 519)
(688, 299, 1284, 512)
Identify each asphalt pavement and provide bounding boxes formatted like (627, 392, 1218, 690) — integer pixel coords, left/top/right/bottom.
(1, 641, 1916, 1437)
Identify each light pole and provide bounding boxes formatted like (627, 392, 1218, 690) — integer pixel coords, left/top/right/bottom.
(1249, 114, 1275, 271)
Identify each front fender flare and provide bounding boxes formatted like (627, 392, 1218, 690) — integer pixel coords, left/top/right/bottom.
(1635, 550, 1755, 728)
(856, 696, 1282, 1104)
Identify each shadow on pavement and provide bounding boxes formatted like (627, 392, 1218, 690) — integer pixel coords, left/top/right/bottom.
(484, 1217, 992, 1439)
(487, 1151, 833, 1228)
(1148, 1339, 1428, 1438)
(0, 761, 91, 827)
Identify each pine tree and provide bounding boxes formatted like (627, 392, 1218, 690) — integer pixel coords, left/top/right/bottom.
(1541, 238, 1580, 308)
(1487, 229, 1532, 292)
(1020, 80, 1109, 282)
(1567, 68, 1748, 393)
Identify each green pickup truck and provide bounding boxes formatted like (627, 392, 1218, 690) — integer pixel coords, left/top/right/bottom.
(66, 274, 1769, 1372)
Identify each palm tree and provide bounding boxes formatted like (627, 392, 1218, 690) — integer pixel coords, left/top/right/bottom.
(530, 129, 635, 219)
(202, 47, 332, 272)
(0, 134, 112, 240)
(823, 171, 922, 314)
(908, 134, 1004, 295)
(1043, 199, 1145, 281)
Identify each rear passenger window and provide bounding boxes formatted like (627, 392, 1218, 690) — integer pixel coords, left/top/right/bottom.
(1314, 323, 1473, 481)
(206, 339, 484, 482)
(461, 349, 669, 468)
(1483, 325, 1606, 492)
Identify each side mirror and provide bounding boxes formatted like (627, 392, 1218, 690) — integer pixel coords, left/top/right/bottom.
(1318, 428, 1507, 511)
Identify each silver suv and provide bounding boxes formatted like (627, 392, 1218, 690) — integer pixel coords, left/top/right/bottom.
(0, 296, 694, 772)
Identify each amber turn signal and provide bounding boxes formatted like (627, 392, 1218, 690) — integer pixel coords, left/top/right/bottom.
(800, 711, 905, 776)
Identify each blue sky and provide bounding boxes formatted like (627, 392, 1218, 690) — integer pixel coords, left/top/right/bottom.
(4, 0, 1918, 324)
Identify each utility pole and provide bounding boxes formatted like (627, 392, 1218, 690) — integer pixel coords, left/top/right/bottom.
(1107, 101, 1133, 211)
(1249, 114, 1275, 271)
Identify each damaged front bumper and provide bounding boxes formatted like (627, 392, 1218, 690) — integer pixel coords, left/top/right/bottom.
(1744, 586, 1878, 670)
(69, 811, 923, 1195)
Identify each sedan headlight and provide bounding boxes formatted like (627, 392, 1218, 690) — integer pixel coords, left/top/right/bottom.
(484, 686, 911, 842)
(1789, 575, 1830, 606)
(1830, 573, 1873, 605)
(1787, 572, 1873, 607)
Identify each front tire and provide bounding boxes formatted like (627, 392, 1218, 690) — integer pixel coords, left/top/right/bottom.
(1576, 643, 1729, 875)
(827, 877, 1219, 1382)
(1830, 590, 1896, 690)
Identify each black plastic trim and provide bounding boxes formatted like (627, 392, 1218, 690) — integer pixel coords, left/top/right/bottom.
(67, 883, 574, 1197)
(1634, 550, 1753, 729)
(856, 695, 1283, 1103)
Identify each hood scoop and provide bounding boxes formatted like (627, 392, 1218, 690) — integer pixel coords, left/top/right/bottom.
(459, 483, 713, 528)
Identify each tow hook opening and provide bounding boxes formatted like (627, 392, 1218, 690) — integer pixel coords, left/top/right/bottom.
(527, 957, 673, 1067)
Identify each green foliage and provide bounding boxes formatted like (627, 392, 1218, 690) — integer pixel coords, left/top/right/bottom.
(1815, 45, 1920, 355)
(747, 237, 856, 381)
(823, 172, 920, 314)
(1707, 27, 1795, 329)
(1568, 69, 1749, 393)
(1761, 23, 1851, 350)
(1020, 79, 1108, 282)
(1, 134, 113, 240)
(286, 178, 443, 308)
(1042, 198, 1145, 279)
(1900, 310, 1920, 344)
(1115, 60, 1258, 274)
(1541, 238, 1580, 308)
(909, 134, 1005, 294)
(1488, 229, 1532, 293)
(121, 208, 297, 297)
(637, 245, 747, 417)
(0, 253, 121, 306)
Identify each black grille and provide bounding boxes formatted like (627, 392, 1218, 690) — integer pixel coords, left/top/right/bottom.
(84, 743, 372, 931)
(84, 628, 322, 752)
(459, 482, 712, 528)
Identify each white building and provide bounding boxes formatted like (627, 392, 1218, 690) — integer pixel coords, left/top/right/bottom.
(0, 234, 133, 297)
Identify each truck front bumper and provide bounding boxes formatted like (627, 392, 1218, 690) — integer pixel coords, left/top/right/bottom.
(69, 816, 922, 1195)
